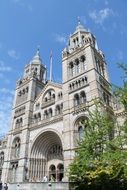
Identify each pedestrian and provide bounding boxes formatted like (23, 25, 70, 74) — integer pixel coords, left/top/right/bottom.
(0, 182, 2, 190)
(43, 175, 48, 182)
(3, 183, 8, 190)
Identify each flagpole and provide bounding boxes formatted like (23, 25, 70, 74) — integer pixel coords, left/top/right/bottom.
(50, 50, 53, 81)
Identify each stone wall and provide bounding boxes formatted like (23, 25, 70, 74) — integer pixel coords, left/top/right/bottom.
(8, 182, 69, 190)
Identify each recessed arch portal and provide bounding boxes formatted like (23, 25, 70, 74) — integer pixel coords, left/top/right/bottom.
(29, 131, 64, 182)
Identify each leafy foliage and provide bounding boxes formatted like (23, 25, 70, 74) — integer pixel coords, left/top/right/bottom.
(69, 101, 127, 190)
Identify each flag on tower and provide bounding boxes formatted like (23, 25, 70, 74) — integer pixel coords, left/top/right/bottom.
(50, 50, 53, 81)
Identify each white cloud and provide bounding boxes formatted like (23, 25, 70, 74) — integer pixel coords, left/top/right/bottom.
(8, 49, 19, 60)
(0, 61, 12, 72)
(89, 8, 114, 25)
(54, 34, 66, 44)
(0, 88, 14, 95)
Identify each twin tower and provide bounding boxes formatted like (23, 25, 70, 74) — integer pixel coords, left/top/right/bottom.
(0, 21, 112, 185)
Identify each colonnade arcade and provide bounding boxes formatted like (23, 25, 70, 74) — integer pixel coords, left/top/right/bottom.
(29, 131, 64, 182)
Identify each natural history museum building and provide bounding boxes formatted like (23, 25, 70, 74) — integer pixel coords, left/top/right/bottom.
(0, 22, 123, 189)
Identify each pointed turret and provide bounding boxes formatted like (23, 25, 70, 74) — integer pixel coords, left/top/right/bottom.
(31, 48, 42, 65)
(23, 48, 47, 82)
(74, 17, 88, 34)
(62, 19, 97, 56)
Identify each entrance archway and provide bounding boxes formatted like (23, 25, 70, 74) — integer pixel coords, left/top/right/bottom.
(29, 131, 64, 182)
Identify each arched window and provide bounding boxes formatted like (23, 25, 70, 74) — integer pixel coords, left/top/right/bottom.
(80, 91, 86, 104)
(82, 35, 85, 44)
(73, 39, 76, 48)
(57, 164, 64, 182)
(15, 119, 19, 128)
(69, 62, 74, 77)
(78, 126, 84, 140)
(19, 118, 23, 126)
(34, 114, 37, 123)
(10, 162, 18, 183)
(38, 113, 41, 121)
(69, 84, 72, 91)
(15, 118, 23, 128)
(45, 97, 48, 102)
(26, 87, 29, 93)
(78, 80, 81, 87)
(49, 165, 56, 182)
(44, 110, 48, 119)
(103, 92, 110, 106)
(85, 76, 88, 83)
(48, 91, 52, 100)
(11, 138, 21, 159)
(72, 83, 75, 89)
(75, 81, 78, 88)
(52, 94, 55, 99)
(74, 117, 88, 144)
(55, 105, 61, 115)
(58, 92, 63, 99)
(80, 55, 86, 71)
(0, 152, 4, 168)
(74, 94, 80, 106)
(49, 108, 53, 118)
(75, 59, 80, 74)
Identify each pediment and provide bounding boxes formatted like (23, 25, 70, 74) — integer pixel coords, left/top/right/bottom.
(34, 81, 62, 104)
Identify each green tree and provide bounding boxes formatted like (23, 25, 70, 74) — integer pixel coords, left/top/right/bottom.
(69, 101, 127, 190)
(114, 63, 127, 111)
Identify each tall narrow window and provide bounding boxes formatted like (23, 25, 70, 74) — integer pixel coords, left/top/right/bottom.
(11, 138, 21, 159)
(78, 126, 84, 140)
(57, 164, 64, 182)
(74, 94, 80, 106)
(49, 165, 56, 181)
(80, 91, 86, 104)
(49, 108, 53, 118)
(80, 55, 86, 71)
(75, 59, 80, 74)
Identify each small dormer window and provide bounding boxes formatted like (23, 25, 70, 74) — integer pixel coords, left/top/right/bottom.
(45, 97, 48, 102)
(26, 69, 29, 73)
(26, 87, 29, 93)
(18, 91, 21, 96)
(22, 89, 25, 94)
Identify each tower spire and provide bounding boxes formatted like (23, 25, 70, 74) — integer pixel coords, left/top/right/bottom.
(78, 16, 81, 25)
(50, 50, 53, 81)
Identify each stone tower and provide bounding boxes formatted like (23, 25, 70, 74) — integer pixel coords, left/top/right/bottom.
(0, 22, 114, 190)
(2, 50, 46, 183)
(62, 21, 112, 171)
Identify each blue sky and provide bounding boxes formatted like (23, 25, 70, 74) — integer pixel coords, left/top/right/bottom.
(0, 0, 127, 135)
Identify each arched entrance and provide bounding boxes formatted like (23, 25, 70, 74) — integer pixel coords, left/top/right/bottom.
(29, 131, 64, 182)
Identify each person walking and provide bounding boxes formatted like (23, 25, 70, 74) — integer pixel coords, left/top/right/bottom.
(3, 183, 8, 190)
